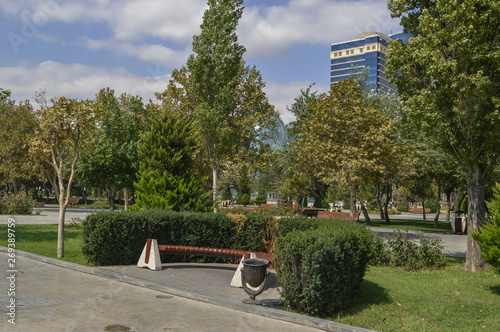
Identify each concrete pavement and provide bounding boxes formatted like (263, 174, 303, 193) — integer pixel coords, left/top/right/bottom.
(0, 250, 375, 332)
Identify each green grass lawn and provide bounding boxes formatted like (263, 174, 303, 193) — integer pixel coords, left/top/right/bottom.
(361, 218, 454, 233)
(331, 258, 500, 331)
(0, 224, 88, 265)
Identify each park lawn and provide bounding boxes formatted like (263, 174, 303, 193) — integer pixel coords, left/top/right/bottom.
(331, 258, 500, 331)
(361, 218, 454, 233)
(0, 224, 88, 265)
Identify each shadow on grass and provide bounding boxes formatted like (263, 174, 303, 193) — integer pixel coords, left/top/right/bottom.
(489, 284, 500, 296)
(330, 280, 392, 318)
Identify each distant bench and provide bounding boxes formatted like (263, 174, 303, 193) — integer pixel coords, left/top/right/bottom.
(68, 198, 79, 207)
(302, 209, 359, 222)
(411, 208, 430, 213)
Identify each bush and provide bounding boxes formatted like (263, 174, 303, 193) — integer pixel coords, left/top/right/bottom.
(396, 199, 410, 212)
(424, 200, 439, 214)
(0, 192, 34, 215)
(240, 193, 250, 206)
(254, 195, 266, 206)
(83, 210, 237, 265)
(82, 210, 271, 266)
(274, 221, 373, 317)
(370, 230, 446, 271)
(472, 183, 500, 274)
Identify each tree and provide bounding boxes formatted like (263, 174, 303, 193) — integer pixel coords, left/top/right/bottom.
(472, 183, 500, 274)
(386, 0, 500, 271)
(0, 91, 43, 191)
(132, 115, 213, 212)
(297, 78, 401, 221)
(31, 93, 97, 258)
(286, 84, 318, 138)
(78, 88, 146, 210)
(186, 0, 246, 211)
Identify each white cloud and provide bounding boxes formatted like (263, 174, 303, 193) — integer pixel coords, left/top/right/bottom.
(239, 0, 400, 58)
(0, 61, 170, 104)
(1, 1, 400, 61)
(83, 38, 191, 68)
(264, 80, 330, 124)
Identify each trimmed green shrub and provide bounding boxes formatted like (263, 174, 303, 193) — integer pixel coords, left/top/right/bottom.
(82, 210, 236, 266)
(254, 195, 266, 206)
(460, 195, 468, 213)
(82, 210, 271, 266)
(472, 183, 500, 274)
(240, 193, 250, 206)
(274, 221, 373, 317)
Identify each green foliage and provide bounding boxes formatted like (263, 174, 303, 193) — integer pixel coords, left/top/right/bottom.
(240, 193, 250, 206)
(132, 115, 213, 212)
(472, 183, 500, 274)
(460, 196, 468, 213)
(396, 198, 410, 212)
(0, 192, 34, 214)
(77, 88, 146, 210)
(254, 195, 266, 206)
(274, 221, 374, 317)
(82, 210, 269, 266)
(424, 200, 438, 214)
(221, 188, 232, 201)
(370, 230, 446, 271)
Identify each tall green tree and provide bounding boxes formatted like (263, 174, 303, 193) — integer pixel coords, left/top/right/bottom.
(78, 88, 147, 210)
(386, 0, 500, 271)
(31, 93, 97, 258)
(186, 0, 246, 210)
(297, 78, 402, 221)
(132, 115, 213, 212)
(0, 90, 42, 190)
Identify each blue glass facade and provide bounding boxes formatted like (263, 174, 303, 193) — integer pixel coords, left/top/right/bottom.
(330, 32, 412, 94)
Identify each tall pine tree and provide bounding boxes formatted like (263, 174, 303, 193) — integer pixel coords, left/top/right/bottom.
(132, 115, 213, 212)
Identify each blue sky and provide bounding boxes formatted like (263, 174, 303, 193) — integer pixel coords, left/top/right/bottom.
(0, 0, 402, 124)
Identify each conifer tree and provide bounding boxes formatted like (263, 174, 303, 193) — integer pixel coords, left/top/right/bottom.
(132, 115, 213, 212)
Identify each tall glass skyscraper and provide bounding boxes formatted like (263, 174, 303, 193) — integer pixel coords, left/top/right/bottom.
(330, 32, 412, 94)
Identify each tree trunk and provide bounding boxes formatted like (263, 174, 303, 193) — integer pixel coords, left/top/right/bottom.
(434, 185, 441, 228)
(361, 201, 370, 225)
(375, 183, 384, 219)
(106, 184, 117, 211)
(212, 162, 218, 213)
(57, 174, 66, 259)
(349, 185, 356, 222)
(446, 191, 452, 223)
(81, 187, 88, 205)
(422, 199, 427, 221)
(124, 188, 129, 211)
(464, 163, 487, 272)
(384, 182, 391, 224)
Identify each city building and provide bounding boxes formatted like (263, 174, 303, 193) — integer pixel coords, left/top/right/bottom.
(259, 116, 287, 150)
(330, 32, 412, 94)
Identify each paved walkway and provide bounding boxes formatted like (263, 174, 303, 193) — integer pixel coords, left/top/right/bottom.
(0, 250, 374, 332)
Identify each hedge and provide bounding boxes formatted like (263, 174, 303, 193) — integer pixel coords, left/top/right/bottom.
(82, 210, 269, 266)
(274, 220, 374, 317)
